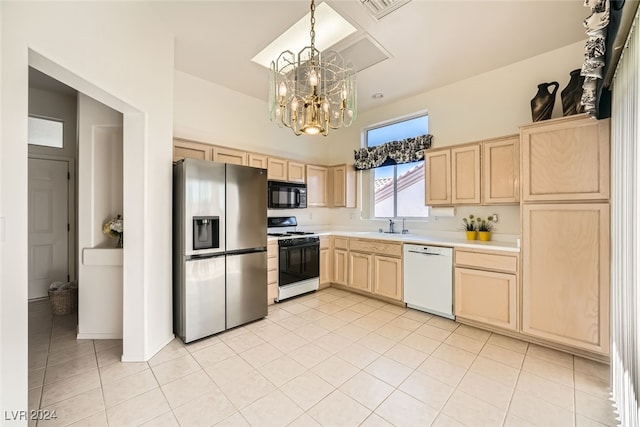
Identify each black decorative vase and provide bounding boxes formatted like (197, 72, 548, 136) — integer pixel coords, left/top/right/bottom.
(561, 69, 585, 116)
(530, 82, 559, 122)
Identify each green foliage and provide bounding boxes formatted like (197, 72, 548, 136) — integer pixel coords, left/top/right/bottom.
(463, 214, 496, 232)
(477, 215, 495, 232)
(462, 214, 476, 231)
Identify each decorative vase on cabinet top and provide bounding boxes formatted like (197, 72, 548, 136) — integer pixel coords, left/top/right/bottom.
(530, 82, 559, 122)
(466, 231, 477, 241)
(561, 69, 585, 116)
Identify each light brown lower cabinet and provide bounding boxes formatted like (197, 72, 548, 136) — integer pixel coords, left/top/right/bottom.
(319, 237, 332, 288)
(454, 248, 519, 332)
(348, 252, 373, 292)
(454, 267, 517, 331)
(522, 203, 610, 356)
(267, 241, 278, 305)
(333, 249, 348, 286)
(372, 255, 402, 300)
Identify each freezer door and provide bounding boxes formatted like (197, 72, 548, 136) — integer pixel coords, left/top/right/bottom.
(180, 256, 226, 343)
(225, 164, 267, 251)
(178, 159, 226, 256)
(226, 251, 268, 329)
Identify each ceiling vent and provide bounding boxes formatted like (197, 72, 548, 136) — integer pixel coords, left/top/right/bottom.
(334, 35, 391, 73)
(360, 0, 411, 20)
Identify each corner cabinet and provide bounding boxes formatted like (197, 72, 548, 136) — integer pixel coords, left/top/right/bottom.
(521, 114, 610, 202)
(521, 203, 610, 356)
(482, 135, 519, 204)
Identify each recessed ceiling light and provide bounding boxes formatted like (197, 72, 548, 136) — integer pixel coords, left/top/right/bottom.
(372, 92, 384, 99)
(251, 3, 357, 69)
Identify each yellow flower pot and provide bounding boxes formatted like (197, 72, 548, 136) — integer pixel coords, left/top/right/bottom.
(478, 231, 491, 241)
(465, 231, 477, 241)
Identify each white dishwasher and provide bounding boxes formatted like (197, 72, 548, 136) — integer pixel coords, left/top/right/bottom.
(403, 244, 454, 320)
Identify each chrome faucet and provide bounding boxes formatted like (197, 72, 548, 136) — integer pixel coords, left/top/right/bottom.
(388, 219, 395, 233)
(401, 218, 409, 234)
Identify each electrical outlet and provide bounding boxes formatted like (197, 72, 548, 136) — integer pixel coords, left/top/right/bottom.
(492, 213, 499, 223)
(309, 213, 313, 220)
(349, 212, 355, 220)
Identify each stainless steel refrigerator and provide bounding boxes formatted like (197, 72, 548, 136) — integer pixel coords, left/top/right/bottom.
(173, 158, 267, 343)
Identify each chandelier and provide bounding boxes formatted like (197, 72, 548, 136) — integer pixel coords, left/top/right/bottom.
(269, 0, 357, 136)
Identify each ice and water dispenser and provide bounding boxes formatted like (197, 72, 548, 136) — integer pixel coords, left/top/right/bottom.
(192, 216, 219, 250)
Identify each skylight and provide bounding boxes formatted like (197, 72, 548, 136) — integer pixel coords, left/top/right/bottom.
(251, 2, 357, 69)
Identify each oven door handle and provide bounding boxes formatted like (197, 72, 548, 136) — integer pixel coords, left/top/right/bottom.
(279, 243, 319, 250)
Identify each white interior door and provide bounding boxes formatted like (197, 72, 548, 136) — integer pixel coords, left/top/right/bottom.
(28, 158, 69, 299)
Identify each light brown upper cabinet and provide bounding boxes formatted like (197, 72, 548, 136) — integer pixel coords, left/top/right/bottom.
(307, 165, 329, 207)
(521, 203, 610, 356)
(330, 164, 357, 208)
(173, 138, 212, 162)
(425, 144, 480, 206)
(451, 144, 481, 204)
(213, 147, 247, 166)
(520, 114, 610, 202)
(482, 135, 519, 204)
(267, 157, 288, 181)
(288, 161, 306, 184)
(248, 153, 268, 169)
(425, 149, 451, 205)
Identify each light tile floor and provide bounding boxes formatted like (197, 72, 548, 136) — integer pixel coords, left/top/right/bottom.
(28, 288, 619, 427)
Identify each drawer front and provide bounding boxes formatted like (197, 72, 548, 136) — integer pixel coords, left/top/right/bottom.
(268, 242, 278, 256)
(455, 250, 517, 273)
(350, 239, 402, 257)
(320, 236, 330, 249)
(268, 269, 278, 285)
(268, 257, 278, 271)
(334, 237, 349, 250)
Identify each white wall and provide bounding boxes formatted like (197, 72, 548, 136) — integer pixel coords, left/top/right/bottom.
(174, 71, 329, 165)
(1, 2, 174, 416)
(77, 94, 123, 339)
(322, 41, 585, 236)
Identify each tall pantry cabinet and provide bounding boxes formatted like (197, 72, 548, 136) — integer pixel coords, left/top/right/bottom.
(520, 114, 610, 357)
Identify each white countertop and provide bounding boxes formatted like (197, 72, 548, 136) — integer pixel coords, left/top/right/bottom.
(269, 230, 520, 253)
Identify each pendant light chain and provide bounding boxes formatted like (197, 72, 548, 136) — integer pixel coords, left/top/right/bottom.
(309, 0, 316, 58)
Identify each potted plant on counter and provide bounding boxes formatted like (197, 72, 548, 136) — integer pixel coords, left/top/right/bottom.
(462, 215, 477, 240)
(477, 216, 495, 241)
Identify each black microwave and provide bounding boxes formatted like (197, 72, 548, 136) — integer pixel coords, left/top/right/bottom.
(268, 181, 307, 209)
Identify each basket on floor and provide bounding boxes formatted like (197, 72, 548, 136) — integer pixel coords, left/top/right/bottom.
(48, 288, 77, 315)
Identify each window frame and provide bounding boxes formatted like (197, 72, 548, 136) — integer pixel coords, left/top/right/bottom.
(28, 115, 65, 149)
(363, 110, 429, 220)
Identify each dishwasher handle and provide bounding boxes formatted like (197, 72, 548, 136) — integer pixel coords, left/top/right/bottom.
(407, 250, 442, 256)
